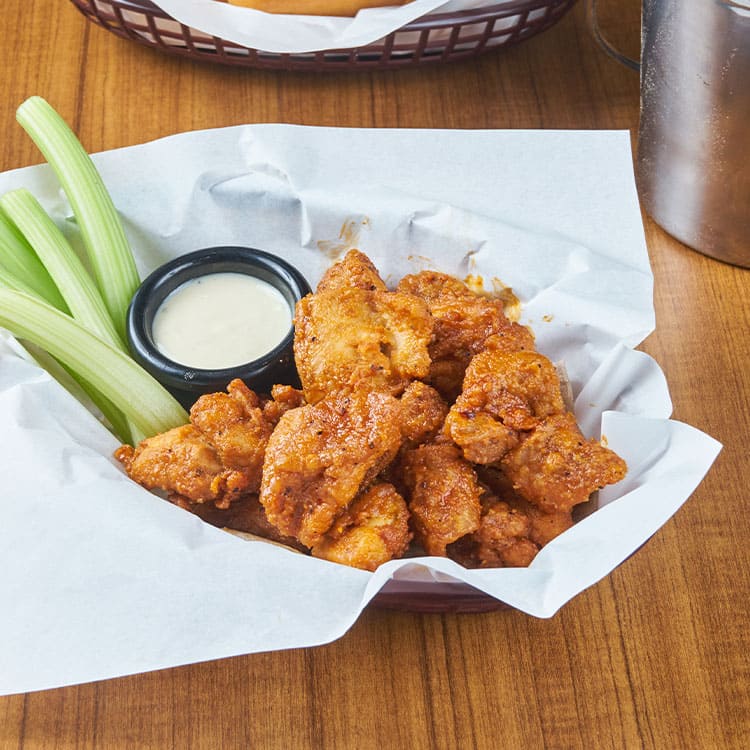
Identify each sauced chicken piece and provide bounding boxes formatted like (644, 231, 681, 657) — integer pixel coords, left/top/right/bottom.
(477, 466, 573, 547)
(315, 249, 388, 293)
(470, 499, 540, 568)
(115, 425, 252, 509)
(311, 483, 412, 571)
(378, 381, 449, 490)
(260, 384, 306, 424)
(445, 348, 565, 465)
(189, 379, 274, 494)
(179, 493, 308, 551)
(396, 271, 535, 401)
(260, 390, 404, 548)
(519, 497, 574, 547)
(399, 442, 482, 556)
(501, 412, 627, 513)
(398, 381, 449, 450)
(293, 286, 432, 404)
(449, 488, 565, 570)
(116, 378, 289, 508)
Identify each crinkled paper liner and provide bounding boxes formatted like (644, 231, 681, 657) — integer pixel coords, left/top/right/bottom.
(0, 125, 721, 695)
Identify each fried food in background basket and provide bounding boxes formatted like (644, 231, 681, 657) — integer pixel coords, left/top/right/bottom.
(116, 250, 627, 571)
(223, 0, 408, 17)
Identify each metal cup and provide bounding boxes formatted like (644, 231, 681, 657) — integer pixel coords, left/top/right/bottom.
(588, 0, 750, 267)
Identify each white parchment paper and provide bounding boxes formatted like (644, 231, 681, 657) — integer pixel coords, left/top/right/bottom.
(147, 0, 515, 54)
(0, 126, 721, 695)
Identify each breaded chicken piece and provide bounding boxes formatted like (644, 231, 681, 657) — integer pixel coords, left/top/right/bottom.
(471, 499, 540, 568)
(397, 271, 535, 400)
(501, 412, 627, 513)
(519, 498, 574, 547)
(117, 379, 292, 508)
(316, 249, 388, 293)
(396, 269, 472, 302)
(449, 488, 568, 569)
(261, 383, 306, 424)
(400, 442, 482, 556)
(445, 348, 565, 464)
(115, 424, 252, 509)
(477, 466, 573, 547)
(189, 379, 274, 494)
(260, 389, 404, 548)
(311, 483, 412, 571)
(398, 381, 449, 450)
(294, 286, 433, 404)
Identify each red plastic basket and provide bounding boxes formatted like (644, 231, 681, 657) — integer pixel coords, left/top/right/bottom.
(69, 0, 577, 70)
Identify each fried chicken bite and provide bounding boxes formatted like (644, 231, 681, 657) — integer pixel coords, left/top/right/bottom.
(189, 379, 274, 494)
(311, 483, 412, 571)
(501, 412, 627, 513)
(396, 271, 535, 400)
(396, 269, 470, 301)
(476, 466, 574, 547)
(115, 425, 252, 509)
(470, 499, 540, 568)
(315, 249, 388, 293)
(260, 389, 404, 548)
(260, 384, 306, 424)
(448, 461, 577, 570)
(117, 379, 292, 508)
(293, 286, 433, 404)
(399, 442, 482, 556)
(398, 381, 449, 450)
(445, 348, 565, 465)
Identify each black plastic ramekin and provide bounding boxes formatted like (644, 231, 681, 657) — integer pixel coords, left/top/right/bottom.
(126, 246, 311, 408)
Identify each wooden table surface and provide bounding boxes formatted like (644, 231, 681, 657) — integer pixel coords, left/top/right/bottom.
(1, 1, 748, 748)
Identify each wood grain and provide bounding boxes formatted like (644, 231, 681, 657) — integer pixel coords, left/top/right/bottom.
(1, 1, 748, 747)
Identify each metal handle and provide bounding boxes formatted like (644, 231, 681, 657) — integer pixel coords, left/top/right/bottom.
(585, 0, 640, 71)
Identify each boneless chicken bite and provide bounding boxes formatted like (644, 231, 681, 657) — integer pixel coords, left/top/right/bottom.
(501, 412, 627, 513)
(189, 379, 274, 494)
(259, 389, 403, 548)
(315, 249, 388, 293)
(396, 271, 535, 400)
(116, 379, 290, 508)
(115, 424, 252, 509)
(293, 286, 433, 404)
(445, 348, 566, 465)
(398, 381, 450, 450)
(312, 483, 412, 571)
(399, 442, 482, 556)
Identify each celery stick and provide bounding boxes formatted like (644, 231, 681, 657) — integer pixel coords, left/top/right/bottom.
(16, 96, 140, 342)
(0, 268, 134, 443)
(2, 189, 138, 440)
(0, 188, 137, 441)
(0, 188, 124, 350)
(0, 208, 67, 309)
(21, 342, 136, 444)
(0, 289, 188, 437)
(0, 262, 44, 298)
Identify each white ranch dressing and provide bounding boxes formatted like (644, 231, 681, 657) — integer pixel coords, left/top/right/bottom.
(152, 272, 292, 370)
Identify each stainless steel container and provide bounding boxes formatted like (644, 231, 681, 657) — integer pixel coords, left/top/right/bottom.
(589, 0, 750, 267)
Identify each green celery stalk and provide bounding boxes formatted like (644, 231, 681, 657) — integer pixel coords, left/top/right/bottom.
(16, 96, 140, 342)
(20, 342, 136, 444)
(0, 188, 124, 350)
(0, 264, 134, 443)
(0, 288, 188, 438)
(0, 261, 45, 298)
(0, 208, 67, 309)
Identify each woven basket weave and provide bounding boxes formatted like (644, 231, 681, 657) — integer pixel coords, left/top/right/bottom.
(69, 0, 577, 70)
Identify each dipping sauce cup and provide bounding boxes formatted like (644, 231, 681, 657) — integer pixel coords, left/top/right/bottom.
(127, 246, 311, 408)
